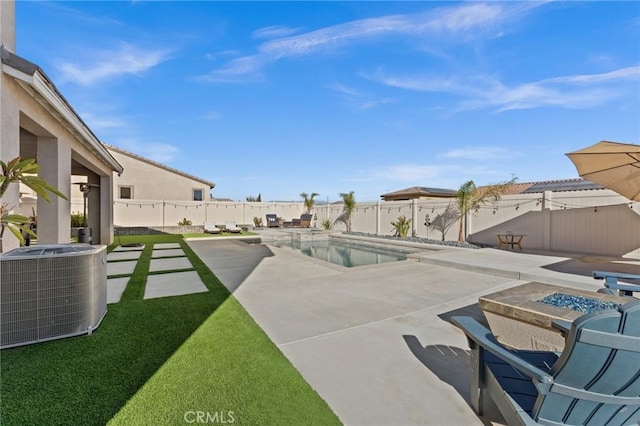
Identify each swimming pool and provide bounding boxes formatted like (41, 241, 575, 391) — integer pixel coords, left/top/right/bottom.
(274, 239, 407, 267)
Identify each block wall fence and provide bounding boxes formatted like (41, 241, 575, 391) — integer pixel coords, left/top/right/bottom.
(55, 189, 640, 258)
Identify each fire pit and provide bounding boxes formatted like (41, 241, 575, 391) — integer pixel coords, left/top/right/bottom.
(479, 282, 629, 351)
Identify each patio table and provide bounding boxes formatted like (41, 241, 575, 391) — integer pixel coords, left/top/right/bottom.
(496, 233, 525, 250)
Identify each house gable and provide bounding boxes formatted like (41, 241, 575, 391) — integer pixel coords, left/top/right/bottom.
(106, 144, 215, 201)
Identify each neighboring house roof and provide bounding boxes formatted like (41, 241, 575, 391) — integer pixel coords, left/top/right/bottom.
(105, 144, 215, 189)
(477, 178, 604, 195)
(381, 186, 457, 201)
(383, 178, 606, 201)
(1, 46, 123, 174)
(521, 178, 604, 193)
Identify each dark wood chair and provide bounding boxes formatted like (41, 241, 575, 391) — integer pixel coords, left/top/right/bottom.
(265, 214, 279, 228)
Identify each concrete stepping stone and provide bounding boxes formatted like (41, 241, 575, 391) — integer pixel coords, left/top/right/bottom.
(149, 257, 192, 272)
(107, 277, 129, 303)
(113, 244, 145, 252)
(107, 260, 138, 276)
(108, 251, 142, 261)
(151, 248, 185, 258)
(154, 243, 181, 250)
(143, 271, 208, 300)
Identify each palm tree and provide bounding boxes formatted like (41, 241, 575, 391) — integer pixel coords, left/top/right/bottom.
(300, 192, 319, 214)
(456, 178, 516, 242)
(337, 191, 356, 232)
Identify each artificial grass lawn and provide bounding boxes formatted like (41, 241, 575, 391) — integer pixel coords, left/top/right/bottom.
(1, 234, 340, 425)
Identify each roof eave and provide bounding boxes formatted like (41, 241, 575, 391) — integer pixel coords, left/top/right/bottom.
(1, 47, 124, 174)
(104, 144, 215, 188)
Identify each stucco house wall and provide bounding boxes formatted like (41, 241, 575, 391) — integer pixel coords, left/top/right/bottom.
(106, 145, 215, 202)
(1, 1, 122, 251)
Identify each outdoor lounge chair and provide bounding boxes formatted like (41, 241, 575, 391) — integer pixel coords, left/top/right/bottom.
(452, 300, 640, 426)
(225, 221, 242, 233)
(203, 222, 220, 234)
(593, 270, 640, 297)
(266, 214, 279, 228)
(300, 214, 313, 228)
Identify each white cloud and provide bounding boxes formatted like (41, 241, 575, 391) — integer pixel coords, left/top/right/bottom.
(368, 66, 640, 112)
(361, 98, 396, 109)
(252, 25, 301, 39)
(138, 143, 180, 163)
(443, 146, 516, 160)
(199, 2, 536, 83)
(330, 83, 361, 97)
(205, 50, 241, 61)
(355, 164, 460, 182)
(330, 83, 396, 110)
(57, 43, 171, 86)
(202, 111, 222, 120)
(115, 139, 180, 163)
(81, 113, 126, 130)
(543, 66, 640, 85)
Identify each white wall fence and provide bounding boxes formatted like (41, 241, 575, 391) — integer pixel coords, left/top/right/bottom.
(107, 190, 640, 258)
(112, 200, 306, 228)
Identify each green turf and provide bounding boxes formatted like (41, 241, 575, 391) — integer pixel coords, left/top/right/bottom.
(0, 234, 341, 426)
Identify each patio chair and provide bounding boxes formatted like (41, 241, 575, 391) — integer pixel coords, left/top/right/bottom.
(225, 221, 242, 233)
(300, 214, 313, 228)
(203, 222, 220, 234)
(266, 214, 279, 228)
(593, 270, 640, 297)
(452, 300, 640, 426)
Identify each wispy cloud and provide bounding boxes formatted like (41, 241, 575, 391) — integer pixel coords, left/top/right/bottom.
(140, 143, 180, 163)
(199, 2, 536, 83)
(443, 146, 517, 160)
(354, 164, 461, 182)
(330, 82, 396, 110)
(252, 25, 301, 39)
(57, 43, 171, 86)
(116, 139, 180, 163)
(205, 50, 241, 61)
(202, 111, 222, 120)
(330, 83, 361, 97)
(369, 65, 640, 112)
(81, 112, 127, 130)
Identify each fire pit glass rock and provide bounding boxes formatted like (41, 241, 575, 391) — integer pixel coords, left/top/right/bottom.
(538, 293, 620, 314)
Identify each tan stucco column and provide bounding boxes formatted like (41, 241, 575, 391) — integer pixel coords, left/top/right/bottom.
(86, 173, 100, 244)
(37, 136, 71, 244)
(0, 99, 20, 252)
(99, 174, 113, 245)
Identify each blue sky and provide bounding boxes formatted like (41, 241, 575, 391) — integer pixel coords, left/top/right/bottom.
(16, 1, 640, 202)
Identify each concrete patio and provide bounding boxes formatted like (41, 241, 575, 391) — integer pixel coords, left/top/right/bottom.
(187, 235, 638, 425)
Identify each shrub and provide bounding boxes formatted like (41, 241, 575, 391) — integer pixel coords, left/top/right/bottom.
(321, 219, 332, 230)
(71, 212, 85, 227)
(253, 216, 263, 228)
(178, 218, 192, 226)
(391, 215, 411, 238)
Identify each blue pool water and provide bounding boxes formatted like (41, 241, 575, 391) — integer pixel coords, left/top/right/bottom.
(538, 293, 620, 314)
(274, 239, 407, 267)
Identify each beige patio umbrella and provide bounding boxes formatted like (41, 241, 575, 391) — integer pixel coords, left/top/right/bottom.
(566, 141, 640, 201)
